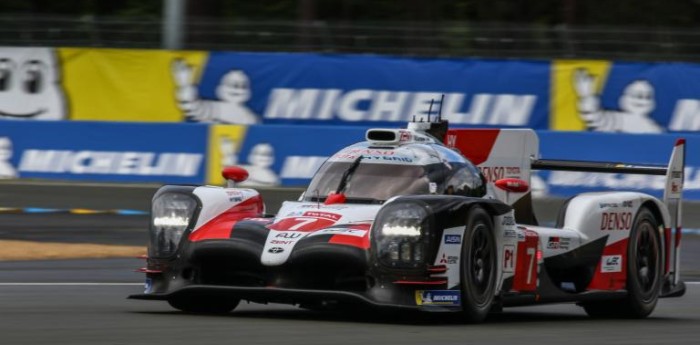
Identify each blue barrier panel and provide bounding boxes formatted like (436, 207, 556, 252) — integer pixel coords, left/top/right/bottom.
(537, 131, 698, 199)
(0, 121, 208, 184)
(195, 52, 550, 128)
(233, 124, 368, 187)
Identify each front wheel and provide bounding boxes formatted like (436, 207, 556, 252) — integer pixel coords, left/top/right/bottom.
(460, 207, 497, 323)
(583, 206, 662, 318)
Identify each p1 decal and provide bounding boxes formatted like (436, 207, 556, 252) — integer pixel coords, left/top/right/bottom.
(503, 245, 515, 273)
(415, 290, 461, 306)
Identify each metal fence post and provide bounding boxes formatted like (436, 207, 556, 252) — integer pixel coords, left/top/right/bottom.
(162, 0, 186, 50)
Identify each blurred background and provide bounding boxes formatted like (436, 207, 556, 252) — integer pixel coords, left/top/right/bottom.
(3, 0, 700, 60)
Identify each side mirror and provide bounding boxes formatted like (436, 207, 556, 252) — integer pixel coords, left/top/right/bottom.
(222, 166, 249, 187)
(494, 178, 529, 193)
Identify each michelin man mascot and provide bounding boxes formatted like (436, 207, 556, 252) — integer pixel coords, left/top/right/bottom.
(574, 69, 663, 133)
(0, 137, 17, 179)
(238, 143, 280, 187)
(172, 59, 259, 125)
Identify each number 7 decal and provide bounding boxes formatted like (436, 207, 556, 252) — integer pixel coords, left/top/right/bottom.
(513, 230, 539, 291)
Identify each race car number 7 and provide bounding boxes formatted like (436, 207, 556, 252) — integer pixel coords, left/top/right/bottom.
(287, 217, 318, 230)
(526, 247, 535, 285)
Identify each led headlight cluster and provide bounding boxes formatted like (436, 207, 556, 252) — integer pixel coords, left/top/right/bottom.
(149, 193, 197, 257)
(374, 202, 431, 268)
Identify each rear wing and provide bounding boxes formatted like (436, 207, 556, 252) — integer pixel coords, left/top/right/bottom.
(532, 139, 686, 286)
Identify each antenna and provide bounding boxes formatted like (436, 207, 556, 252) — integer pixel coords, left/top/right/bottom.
(427, 99, 434, 123)
(438, 94, 444, 122)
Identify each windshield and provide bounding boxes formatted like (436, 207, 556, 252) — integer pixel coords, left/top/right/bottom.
(304, 161, 430, 203)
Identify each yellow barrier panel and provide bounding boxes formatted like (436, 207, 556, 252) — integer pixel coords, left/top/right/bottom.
(207, 124, 248, 185)
(551, 60, 612, 131)
(59, 48, 208, 122)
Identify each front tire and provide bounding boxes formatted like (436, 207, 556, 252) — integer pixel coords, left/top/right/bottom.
(460, 207, 497, 323)
(583, 206, 662, 318)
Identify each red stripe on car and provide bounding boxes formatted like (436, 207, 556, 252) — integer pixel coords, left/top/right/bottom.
(445, 129, 500, 165)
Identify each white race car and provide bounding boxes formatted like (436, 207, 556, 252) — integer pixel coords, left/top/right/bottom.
(131, 118, 685, 322)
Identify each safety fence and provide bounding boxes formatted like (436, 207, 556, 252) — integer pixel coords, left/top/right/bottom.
(2, 15, 700, 62)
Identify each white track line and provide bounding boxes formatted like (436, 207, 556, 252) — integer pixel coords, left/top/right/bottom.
(0, 283, 142, 286)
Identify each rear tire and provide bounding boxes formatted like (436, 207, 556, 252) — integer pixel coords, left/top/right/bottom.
(168, 295, 240, 314)
(460, 207, 496, 323)
(583, 207, 662, 318)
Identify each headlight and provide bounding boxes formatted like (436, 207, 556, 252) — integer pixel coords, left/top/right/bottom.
(380, 205, 427, 237)
(373, 202, 431, 268)
(149, 193, 197, 257)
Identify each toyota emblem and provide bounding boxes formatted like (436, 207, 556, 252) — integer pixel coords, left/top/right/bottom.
(268, 247, 284, 254)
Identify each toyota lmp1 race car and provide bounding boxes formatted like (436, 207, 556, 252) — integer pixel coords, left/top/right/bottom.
(130, 118, 686, 323)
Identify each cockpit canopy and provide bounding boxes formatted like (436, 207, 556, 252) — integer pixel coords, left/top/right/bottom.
(303, 141, 486, 204)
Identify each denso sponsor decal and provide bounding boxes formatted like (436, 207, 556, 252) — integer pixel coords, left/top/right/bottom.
(18, 150, 202, 176)
(600, 212, 633, 230)
(601, 255, 623, 273)
(479, 166, 522, 182)
(415, 290, 461, 306)
(444, 234, 461, 244)
(264, 89, 536, 125)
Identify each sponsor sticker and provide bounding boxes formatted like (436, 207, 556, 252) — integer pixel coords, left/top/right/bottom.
(144, 278, 152, 294)
(438, 253, 458, 265)
(601, 255, 622, 273)
(501, 216, 515, 226)
(307, 228, 367, 238)
(302, 211, 341, 221)
(503, 245, 515, 272)
(415, 290, 461, 306)
(546, 236, 571, 250)
(444, 234, 461, 244)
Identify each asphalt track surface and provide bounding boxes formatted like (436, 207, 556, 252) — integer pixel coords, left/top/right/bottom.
(1, 181, 700, 344)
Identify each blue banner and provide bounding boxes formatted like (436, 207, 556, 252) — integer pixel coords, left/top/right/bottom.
(601, 62, 700, 132)
(194, 52, 550, 128)
(536, 131, 699, 200)
(234, 124, 367, 187)
(0, 121, 208, 184)
(553, 60, 700, 133)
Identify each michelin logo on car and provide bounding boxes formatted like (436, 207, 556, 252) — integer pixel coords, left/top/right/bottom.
(415, 290, 461, 306)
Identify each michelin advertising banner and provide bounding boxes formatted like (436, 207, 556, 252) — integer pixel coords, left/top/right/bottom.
(1, 120, 698, 200)
(0, 121, 208, 183)
(552, 60, 700, 133)
(0, 47, 549, 127)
